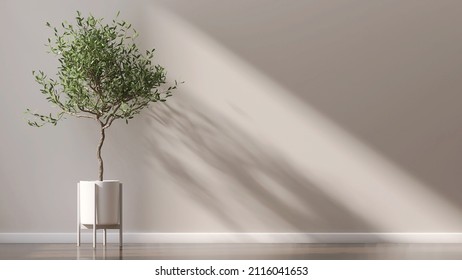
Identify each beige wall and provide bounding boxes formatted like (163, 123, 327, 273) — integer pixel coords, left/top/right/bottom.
(2, 0, 462, 235)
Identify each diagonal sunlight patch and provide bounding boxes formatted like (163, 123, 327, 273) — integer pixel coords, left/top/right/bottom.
(141, 3, 462, 232)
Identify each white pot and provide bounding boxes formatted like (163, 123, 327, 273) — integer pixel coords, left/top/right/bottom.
(78, 180, 121, 225)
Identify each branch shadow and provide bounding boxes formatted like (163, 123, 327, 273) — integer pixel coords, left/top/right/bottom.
(147, 0, 462, 222)
(141, 92, 379, 237)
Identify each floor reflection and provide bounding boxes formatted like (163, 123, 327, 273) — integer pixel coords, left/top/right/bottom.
(1, 243, 462, 260)
(76, 245, 123, 260)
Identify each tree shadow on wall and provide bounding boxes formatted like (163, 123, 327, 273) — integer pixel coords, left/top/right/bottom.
(142, 93, 378, 236)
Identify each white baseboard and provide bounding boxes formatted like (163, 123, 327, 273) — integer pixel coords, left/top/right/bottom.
(2, 233, 462, 243)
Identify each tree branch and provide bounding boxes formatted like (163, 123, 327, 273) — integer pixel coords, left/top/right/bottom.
(103, 115, 117, 129)
(77, 105, 98, 116)
(102, 102, 123, 128)
(67, 112, 96, 120)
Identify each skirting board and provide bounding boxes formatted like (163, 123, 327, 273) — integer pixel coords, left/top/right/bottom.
(2, 233, 462, 243)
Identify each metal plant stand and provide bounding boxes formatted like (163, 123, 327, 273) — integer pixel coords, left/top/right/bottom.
(77, 182, 123, 248)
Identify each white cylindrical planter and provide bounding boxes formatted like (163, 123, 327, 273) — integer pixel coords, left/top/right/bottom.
(79, 180, 121, 225)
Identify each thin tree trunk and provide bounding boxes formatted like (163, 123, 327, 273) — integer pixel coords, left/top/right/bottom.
(97, 124, 105, 181)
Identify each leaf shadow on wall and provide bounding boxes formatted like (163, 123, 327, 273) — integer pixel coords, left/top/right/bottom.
(149, 0, 462, 214)
(140, 93, 378, 235)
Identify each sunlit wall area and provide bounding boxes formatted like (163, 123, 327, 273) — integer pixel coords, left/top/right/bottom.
(138, 0, 462, 233)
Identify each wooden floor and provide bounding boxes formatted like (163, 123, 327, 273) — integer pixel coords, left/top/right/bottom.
(1, 243, 462, 260)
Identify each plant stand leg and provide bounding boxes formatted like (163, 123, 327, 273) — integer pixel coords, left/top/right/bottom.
(77, 231, 80, 246)
(93, 183, 97, 248)
(77, 182, 80, 247)
(93, 227, 96, 248)
(119, 183, 123, 248)
(119, 227, 123, 248)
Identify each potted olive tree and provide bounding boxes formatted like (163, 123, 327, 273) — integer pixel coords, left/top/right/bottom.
(27, 12, 177, 240)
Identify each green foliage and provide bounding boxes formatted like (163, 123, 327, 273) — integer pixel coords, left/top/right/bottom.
(27, 11, 177, 128)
